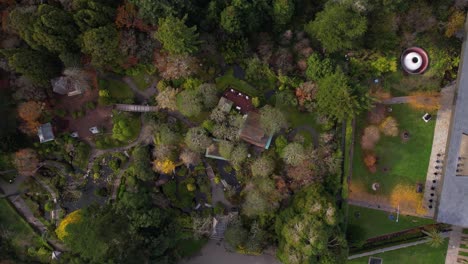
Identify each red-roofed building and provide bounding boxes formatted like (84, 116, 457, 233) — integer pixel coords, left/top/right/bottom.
(222, 88, 255, 114)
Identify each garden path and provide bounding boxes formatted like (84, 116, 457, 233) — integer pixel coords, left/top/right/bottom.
(445, 226, 464, 264)
(109, 158, 132, 201)
(0, 178, 66, 251)
(205, 162, 232, 209)
(348, 231, 450, 260)
(122, 76, 158, 102)
(288, 125, 319, 148)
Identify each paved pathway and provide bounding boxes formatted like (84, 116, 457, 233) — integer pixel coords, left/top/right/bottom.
(381, 96, 431, 104)
(349, 232, 450, 260)
(445, 226, 464, 264)
(422, 84, 456, 217)
(179, 240, 280, 264)
(205, 163, 232, 209)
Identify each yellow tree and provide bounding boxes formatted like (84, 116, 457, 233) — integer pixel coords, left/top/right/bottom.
(153, 159, 176, 174)
(56, 210, 82, 240)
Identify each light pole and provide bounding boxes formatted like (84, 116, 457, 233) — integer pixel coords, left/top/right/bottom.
(396, 204, 400, 223)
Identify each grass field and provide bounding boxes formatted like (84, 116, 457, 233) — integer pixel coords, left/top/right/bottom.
(383, 71, 440, 96)
(0, 199, 42, 249)
(347, 205, 435, 240)
(99, 78, 134, 102)
(347, 239, 448, 264)
(351, 104, 436, 195)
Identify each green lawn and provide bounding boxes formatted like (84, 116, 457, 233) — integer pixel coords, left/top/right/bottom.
(347, 239, 448, 264)
(347, 205, 434, 240)
(216, 68, 260, 97)
(132, 73, 155, 91)
(0, 199, 43, 249)
(99, 78, 134, 102)
(352, 104, 436, 195)
(383, 71, 440, 96)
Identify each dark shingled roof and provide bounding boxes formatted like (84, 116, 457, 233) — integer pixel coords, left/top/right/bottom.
(239, 112, 271, 149)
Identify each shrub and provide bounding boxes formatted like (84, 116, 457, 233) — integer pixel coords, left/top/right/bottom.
(363, 153, 377, 173)
(379, 116, 399, 137)
(361, 125, 380, 150)
(56, 210, 82, 240)
(367, 104, 387, 124)
(186, 183, 196, 192)
(44, 201, 53, 212)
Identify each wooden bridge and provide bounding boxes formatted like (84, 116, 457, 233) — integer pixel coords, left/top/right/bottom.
(114, 104, 158, 112)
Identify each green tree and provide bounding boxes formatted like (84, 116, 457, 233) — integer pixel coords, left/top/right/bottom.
(305, 4, 367, 53)
(72, 0, 116, 31)
(185, 127, 211, 152)
(154, 15, 199, 55)
(275, 186, 348, 264)
(230, 144, 248, 169)
(81, 25, 121, 69)
(221, 6, 242, 34)
(33, 5, 79, 54)
(196, 83, 219, 109)
(281, 143, 306, 166)
(128, 0, 187, 24)
(251, 156, 274, 177)
(272, 0, 295, 30)
(112, 113, 140, 142)
(225, 219, 248, 249)
(132, 146, 155, 181)
(176, 89, 203, 117)
(316, 70, 360, 121)
(9, 7, 41, 49)
(245, 56, 276, 91)
(259, 105, 288, 135)
(1, 48, 61, 85)
(305, 54, 335, 82)
(218, 140, 234, 159)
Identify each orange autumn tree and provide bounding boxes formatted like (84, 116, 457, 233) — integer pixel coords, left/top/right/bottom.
(56, 210, 82, 240)
(153, 159, 176, 174)
(17, 101, 44, 135)
(407, 91, 440, 112)
(13, 148, 39, 176)
(390, 184, 426, 215)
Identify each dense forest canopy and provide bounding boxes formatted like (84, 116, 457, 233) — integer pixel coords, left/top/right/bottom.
(0, 0, 464, 263)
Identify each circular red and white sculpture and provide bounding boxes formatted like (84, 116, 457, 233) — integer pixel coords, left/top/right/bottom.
(401, 47, 429, 74)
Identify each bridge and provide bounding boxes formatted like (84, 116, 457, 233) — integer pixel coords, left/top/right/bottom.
(114, 104, 158, 112)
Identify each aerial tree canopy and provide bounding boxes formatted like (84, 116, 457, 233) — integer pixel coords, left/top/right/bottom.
(72, 0, 116, 31)
(275, 185, 347, 264)
(305, 3, 367, 53)
(81, 25, 121, 69)
(316, 69, 360, 121)
(154, 15, 199, 55)
(1, 48, 62, 85)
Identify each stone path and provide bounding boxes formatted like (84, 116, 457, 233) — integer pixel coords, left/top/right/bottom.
(381, 96, 429, 104)
(422, 84, 456, 217)
(446, 226, 464, 264)
(115, 104, 158, 112)
(349, 232, 450, 260)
